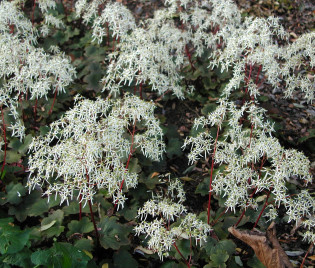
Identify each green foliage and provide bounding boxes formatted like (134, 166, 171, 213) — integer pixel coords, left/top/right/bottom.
(0, 182, 26, 205)
(67, 217, 94, 237)
(40, 210, 64, 238)
(31, 242, 90, 267)
(98, 216, 131, 250)
(0, 218, 30, 255)
(113, 248, 138, 268)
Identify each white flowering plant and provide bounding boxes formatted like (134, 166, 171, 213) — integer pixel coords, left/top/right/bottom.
(135, 177, 211, 265)
(0, 0, 314, 267)
(27, 93, 165, 236)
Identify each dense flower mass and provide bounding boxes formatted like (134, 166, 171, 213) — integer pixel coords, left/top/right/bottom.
(0, 0, 313, 265)
(135, 178, 211, 259)
(184, 98, 314, 242)
(27, 94, 165, 208)
(0, 1, 75, 139)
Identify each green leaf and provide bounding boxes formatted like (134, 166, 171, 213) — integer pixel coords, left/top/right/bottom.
(67, 217, 94, 237)
(98, 216, 131, 250)
(40, 210, 64, 238)
(166, 138, 183, 158)
(113, 249, 138, 268)
(0, 248, 33, 267)
(27, 198, 49, 216)
(174, 239, 191, 260)
(298, 129, 315, 143)
(30, 249, 51, 267)
(195, 176, 209, 196)
(28, 196, 61, 217)
(161, 261, 187, 268)
(141, 174, 161, 190)
(74, 238, 94, 251)
(215, 240, 236, 255)
(203, 237, 217, 255)
(212, 222, 229, 240)
(0, 218, 30, 255)
(8, 190, 42, 222)
(203, 77, 217, 90)
(40, 126, 50, 136)
(210, 249, 229, 267)
(40, 220, 56, 231)
(9, 134, 33, 155)
(128, 158, 142, 174)
(201, 103, 217, 116)
(63, 200, 94, 215)
(258, 96, 269, 102)
(3, 182, 26, 205)
(31, 242, 90, 268)
(116, 201, 138, 221)
(0, 151, 21, 164)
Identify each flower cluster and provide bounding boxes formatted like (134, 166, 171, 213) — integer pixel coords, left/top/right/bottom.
(184, 98, 314, 242)
(0, 1, 75, 139)
(92, 2, 136, 43)
(135, 178, 211, 260)
(75, 0, 314, 102)
(27, 94, 165, 209)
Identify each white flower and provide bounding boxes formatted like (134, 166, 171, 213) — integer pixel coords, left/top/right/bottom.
(28, 94, 165, 209)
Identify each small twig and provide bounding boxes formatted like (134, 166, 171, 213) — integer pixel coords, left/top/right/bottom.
(300, 243, 314, 268)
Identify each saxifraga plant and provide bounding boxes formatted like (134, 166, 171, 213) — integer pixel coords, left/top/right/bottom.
(135, 178, 211, 267)
(0, 1, 75, 175)
(4, 0, 312, 266)
(27, 93, 165, 241)
(184, 99, 314, 235)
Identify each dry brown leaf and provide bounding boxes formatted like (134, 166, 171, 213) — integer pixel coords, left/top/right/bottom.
(150, 172, 159, 178)
(228, 222, 293, 268)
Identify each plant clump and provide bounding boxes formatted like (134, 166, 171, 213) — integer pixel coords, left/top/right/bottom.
(27, 94, 165, 209)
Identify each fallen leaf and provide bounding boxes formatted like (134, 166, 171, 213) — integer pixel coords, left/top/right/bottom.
(179, 176, 193, 181)
(150, 172, 159, 178)
(229, 222, 293, 268)
(40, 220, 56, 231)
(134, 246, 154, 255)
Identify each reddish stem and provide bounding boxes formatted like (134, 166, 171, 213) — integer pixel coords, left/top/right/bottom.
(255, 65, 262, 85)
(9, 24, 14, 34)
(253, 189, 271, 229)
(88, 199, 99, 244)
(211, 208, 229, 226)
(236, 155, 266, 227)
(300, 243, 314, 268)
(113, 121, 136, 212)
(173, 242, 191, 268)
(106, 22, 110, 46)
(188, 236, 192, 266)
(34, 99, 38, 121)
(235, 186, 258, 227)
(48, 88, 58, 115)
(79, 194, 82, 220)
(245, 63, 253, 95)
(163, 219, 189, 267)
(207, 123, 220, 225)
(85, 170, 100, 244)
(1, 106, 7, 175)
(32, 0, 36, 26)
(185, 44, 195, 71)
